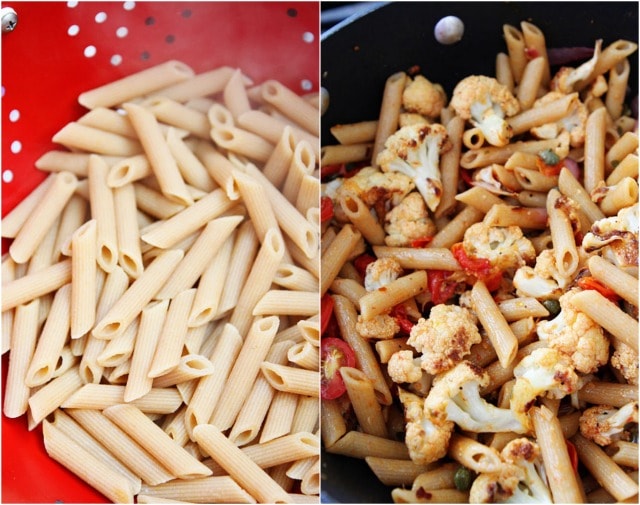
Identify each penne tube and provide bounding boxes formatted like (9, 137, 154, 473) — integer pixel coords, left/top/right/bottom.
(92, 248, 184, 340)
(124, 102, 193, 206)
(9, 171, 78, 264)
(333, 294, 392, 405)
(260, 391, 298, 443)
(359, 271, 428, 320)
(27, 366, 84, 427)
(103, 403, 212, 479)
(148, 66, 236, 102)
(155, 216, 243, 300)
(113, 183, 144, 278)
(165, 127, 216, 192)
(274, 263, 318, 293)
(338, 192, 386, 245)
(583, 106, 608, 194)
(140, 188, 234, 249)
(253, 290, 319, 317)
(42, 418, 135, 503)
(371, 71, 407, 167)
(210, 124, 273, 163)
(1, 173, 55, 239)
(282, 140, 316, 204)
(143, 96, 210, 139)
(70, 220, 98, 339)
(77, 106, 138, 138)
(79, 59, 194, 108)
(330, 120, 378, 145)
(242, 162, 319, 259)
(184, 323, 243, 437)
(52, 122, 143, 156)
(340, 366, 387, 438)
(572, 433, 638, 501)
(88, 154, 119, 272)
(63, 384, 183, 413)
(211, 316, 280, 431)
(193, 423, 292, 504)
(570, 289, 638, 351)
(547, 188, 579, 277)
(148, 289, 197, 378)
(502, 24, 527, 83)
(138, 477, 254, 504)
(447, 433, 503, 474)
(3, 299, 40, 418)
(25, 284, 72, 387)
(188, 232, 235, 327)
(261, 79, 319, 137)
(228, 339, 292, 446)
(108, 154, 152, 188)
(260, 362, 320, 397)
(587, 255, 638, 306)
(325, 430, 409, 460)
(471, 281, 519, 368)
(67, 408, 175, 486)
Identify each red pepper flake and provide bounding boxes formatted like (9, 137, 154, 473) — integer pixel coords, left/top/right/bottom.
(577, 276, 620, 303)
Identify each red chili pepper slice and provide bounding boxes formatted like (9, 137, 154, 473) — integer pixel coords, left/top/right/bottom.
(428, 270, 458, 305)
(321, 337, 356, 400)
(577, 276, 620, 302)
(410, 235, 434, 248)
(320, 196, 334, 223)
(451, 242, 503, 291)
(320, 293, 335, 336)
(390, 304, 414, 334)
(566, 439, 579, 474)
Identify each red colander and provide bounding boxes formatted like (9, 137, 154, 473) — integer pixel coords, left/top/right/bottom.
(1, 2, 319, 502)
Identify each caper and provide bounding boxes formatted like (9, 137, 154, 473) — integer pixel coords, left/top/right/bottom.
(542, 298, 561, 317)
(453, 465, 475, 491)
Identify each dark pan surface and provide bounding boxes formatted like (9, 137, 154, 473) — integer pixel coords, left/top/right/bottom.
(321, 1, 638, 144)
(320, 2, 638, 503)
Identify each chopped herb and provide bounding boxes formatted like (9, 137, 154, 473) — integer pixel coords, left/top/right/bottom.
(611, 159, 620, 169)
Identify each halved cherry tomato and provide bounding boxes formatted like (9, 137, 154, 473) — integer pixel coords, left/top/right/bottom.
(428, 269, 458, 305)
(451, 242, 503, 291)
(577, 276, 621, 303)
(320, 293, 335, 336)
(321, 337, 356, 400)
(321, 196, 334, 223)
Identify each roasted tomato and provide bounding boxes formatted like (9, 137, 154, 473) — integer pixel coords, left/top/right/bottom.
(321, 337, 356, 400)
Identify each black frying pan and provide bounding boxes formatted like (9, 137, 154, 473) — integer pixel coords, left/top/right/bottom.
(320, 2, 638, 503)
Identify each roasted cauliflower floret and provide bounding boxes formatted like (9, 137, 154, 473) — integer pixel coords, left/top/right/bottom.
(461, 222, 536, 272)
(470, 438, 552, 503)
(450, 75, 520, 147)
(399, 388, 453, 465)
(500, 438, 552, 503)
(407, 304, 482, 375)
(402, 75, 447, 119)
(511, 347, 583, 431)
(425, 361, 527, 435)
(530, 91, 587, 147)
(356, 313, 400, 340)
(384, 192, 437, 247)
(536, 288, 609, 374)
(582, 203, 639, 268)
(513, 249, 572, 300)
(550, 39, 602, 94)
(333, 165, 415, 223)
(363, 257, 404, 291)
(376, 123, 452, 212)
(579, 401, 639, 446)
(611, 341, 639, 386)
(388, 350, 424, 384)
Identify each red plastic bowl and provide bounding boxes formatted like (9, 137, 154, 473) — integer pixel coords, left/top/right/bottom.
(1, 2, 318, 502)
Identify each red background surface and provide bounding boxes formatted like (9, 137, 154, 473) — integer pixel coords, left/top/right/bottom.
(1, 2, 319, 502)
